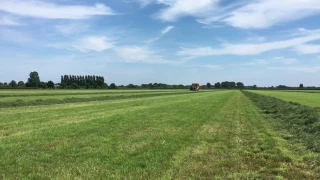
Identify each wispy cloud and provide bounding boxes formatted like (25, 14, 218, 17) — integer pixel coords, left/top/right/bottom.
(295, 44, 320, 54)
(269, 66, 320, 73)
(199, 64, 222, 70)
(178, 29, 320, 57)
(247, 57, 297, 65)
(273, 57, 298, 64)
(219, 0, 320, 29)
(135, 0, 154, 8)
(0, 28, 32, 43)
(155, 0, 217, 22)
(161, 26, 174, 34)
(114, 46, 177, 64)
(145, 0, 320, 29)
(0, 16, 20, 26)
(0, 0, 115, 19)
(54, 23, 90, 35)
(146, 25, 174, 43)
(49, 36, 115, 52)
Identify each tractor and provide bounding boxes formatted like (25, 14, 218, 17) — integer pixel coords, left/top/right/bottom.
(190, 83, 200, 91)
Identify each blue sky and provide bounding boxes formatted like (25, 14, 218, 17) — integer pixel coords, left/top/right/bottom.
(0, 0, 320, 86)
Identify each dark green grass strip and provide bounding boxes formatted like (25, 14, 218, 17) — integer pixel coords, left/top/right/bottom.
(281, 90, 320, 94)
(0, 92, 202, 108)
(243, 91, 320, 153)
(0, 90, 178, 98)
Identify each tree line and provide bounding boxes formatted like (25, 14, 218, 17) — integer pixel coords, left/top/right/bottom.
(0, 72, 107, 89)
(60, 75, 106, 89)
(205, 81, 245, 89)
(0, 71, 318, 89)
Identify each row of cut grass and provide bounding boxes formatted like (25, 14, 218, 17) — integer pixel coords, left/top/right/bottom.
(243, 91, 320, 153)
(0, 91, 181, 102)
(0, 91, 196, 108)
(0, 89, 182, 97)
(246, 90, 320, 107)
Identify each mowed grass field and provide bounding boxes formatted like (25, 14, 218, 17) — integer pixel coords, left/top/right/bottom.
(0, 90, 181, 102)
(247, 90, 320, 107)
(1, 90, 320, 179)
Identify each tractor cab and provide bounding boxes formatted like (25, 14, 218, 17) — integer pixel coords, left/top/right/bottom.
(190, 83, 200, 91)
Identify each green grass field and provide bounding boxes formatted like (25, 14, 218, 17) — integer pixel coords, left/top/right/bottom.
(0, 91, 181, 102)
(1, 90, 319, 179)
(246, 90, 320, 107)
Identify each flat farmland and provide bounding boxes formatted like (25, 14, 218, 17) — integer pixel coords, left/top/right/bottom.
(246, 90, 320, 107)
(0, 90, 319, 179)
(0, 90, 182, 102)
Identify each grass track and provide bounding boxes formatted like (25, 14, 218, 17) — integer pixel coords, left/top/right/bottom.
(247, 90, 320, 107)
(0, 90, 319, 179)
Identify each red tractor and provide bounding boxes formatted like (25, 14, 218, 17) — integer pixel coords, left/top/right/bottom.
(190, 83, 200, 91)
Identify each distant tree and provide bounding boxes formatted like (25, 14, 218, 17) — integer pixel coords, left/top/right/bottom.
(230, 82, 236, 88)
(299, 84, 304, 88)
(39, 82, 47, 89)
(206, 82, 211, 88)
(141, 84, 147, 88)
(221, 81, 236, 88)
(127, 84, 135, 88)
(85, 83, 90, 89)
(47, 81, 54, 89)
(71, 83, 79, 89)
(277, 85, 287, 88)
(253, 85, 257, 88)
(109, 83, 116, 89)
(92, 82, 98, 89)
(214, 82, 221, 88)
(27, 71, 40, 87)
(18, 81, 25, 87)
(236, 82, 244, 89)
(60, 82, 67, 89)
(9, 80, 17, 87)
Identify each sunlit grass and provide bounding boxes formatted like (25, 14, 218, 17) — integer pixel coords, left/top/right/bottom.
(0, 90, 319, 179)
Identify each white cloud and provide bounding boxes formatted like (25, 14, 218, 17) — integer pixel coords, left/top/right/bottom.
(217, 0, 320, 29)
(114, 46, 177, 64)
(295, 44, 320, 54)
(54, 23, 90, 35)
(0, 17, 20, 26)
(0, 0, 115, 19)
(161, 26, 174, 34)
(147, 0, 320, 29)
(177, 30, 320, 56)
(246, 36, 266, 43)
(49, 36, 114, 52)
(247, 57, 297, 66)
(273, 57, 298, 64)
(135, 0, 154, 7)
(269, 66, 320, 73)
(114, 46, 151, 62)
(156, 0, 217, 21)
